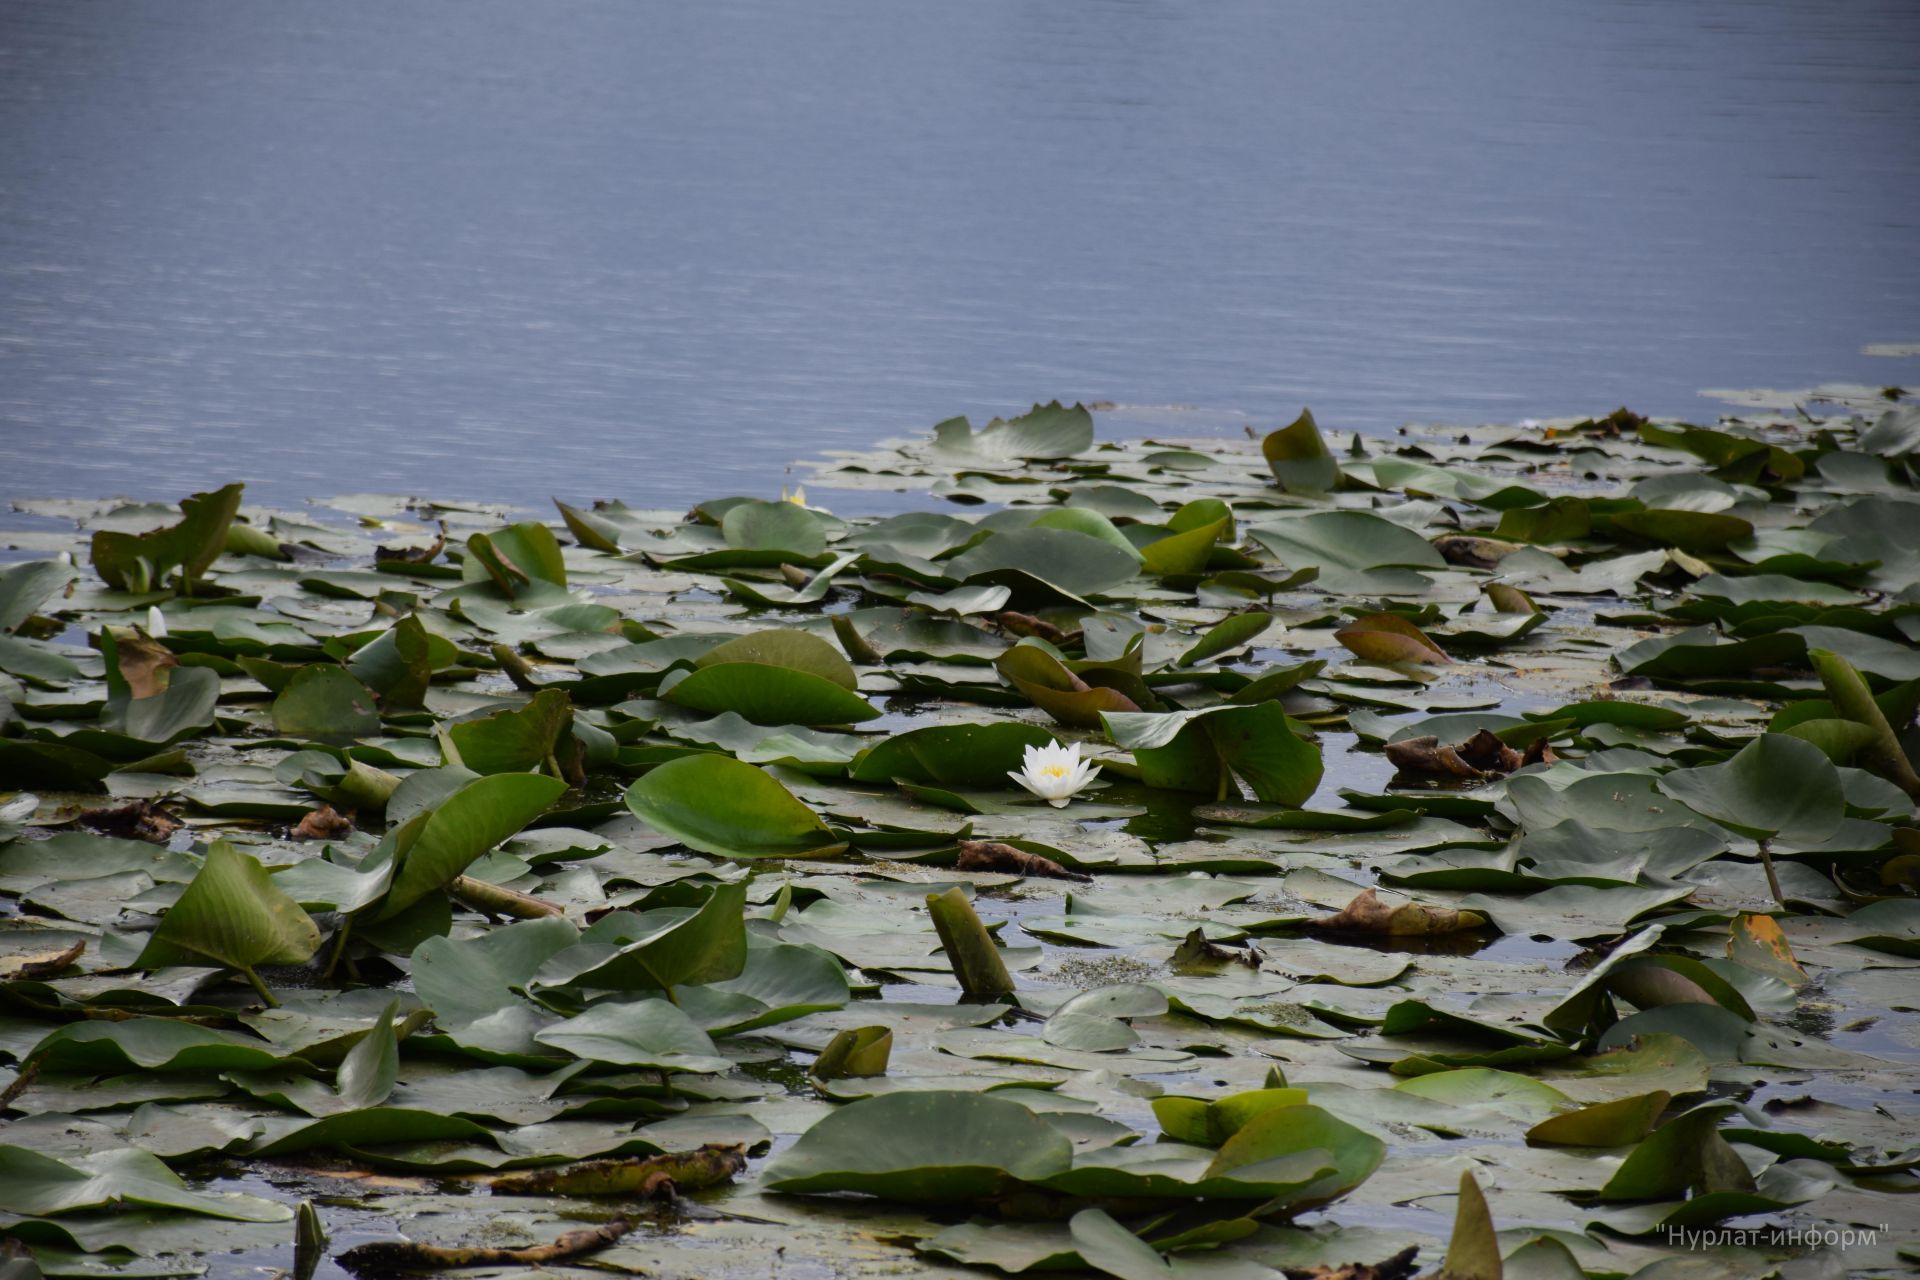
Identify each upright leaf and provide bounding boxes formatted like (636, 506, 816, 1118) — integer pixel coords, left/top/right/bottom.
(134, 842, 323, 1003)
(90, 484, 244, 593)
(379, 772, 567, 918)
(1262, 408, 1339, 493)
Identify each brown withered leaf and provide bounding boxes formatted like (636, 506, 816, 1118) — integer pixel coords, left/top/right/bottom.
(1383, 735, 1485, 780)
(0, 940, 85, 980)
(1172, 927, 1263, 970)
(1283, 1245, 1421, 1280)
(339, 1217, 632, 1274)
(373, 520, 447, 565)
(1304, 888, 1488, 936)
(78, 799, 184, 844)
(490, 1144, 747, 1197)
(1434, 536, 1526, 569)
(1384, 729, 1551, 781)
(956, 839, 1092, 883)
(1456, 729, 1523, 774)
(993, 611, 1079, 645)
(291, 805, 355, 841)
(114, 630, 178, 699)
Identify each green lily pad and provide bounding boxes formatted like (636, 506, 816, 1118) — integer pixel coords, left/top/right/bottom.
(662, 662, 879, 725)
(849, 722, 1057, 788)
(624, 753, 841, 858)
(132, 842, 322, 1000)
(934, 401, 1095, 462)
(1657, 732, 1845, 842)
(1104, 702, 1322, 805)
(532, 998, 735, 1073)
(762, 1089, 1074, 1201)
(272, 665, 380, 746)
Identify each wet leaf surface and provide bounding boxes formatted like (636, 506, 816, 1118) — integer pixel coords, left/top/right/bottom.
(3, 392, 1919, 1277)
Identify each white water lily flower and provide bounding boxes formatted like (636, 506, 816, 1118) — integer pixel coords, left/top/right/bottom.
(1009, 741, 1100, 808)
(145, 605, 168, 638)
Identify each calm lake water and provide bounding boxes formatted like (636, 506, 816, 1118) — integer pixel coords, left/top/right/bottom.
(2, 0, 1917, 512)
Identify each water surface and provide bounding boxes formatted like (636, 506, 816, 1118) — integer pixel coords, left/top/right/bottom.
(2, 0, 1916, 509)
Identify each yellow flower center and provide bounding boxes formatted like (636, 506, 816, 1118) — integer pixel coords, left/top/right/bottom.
(1039, 764, 1069, 779)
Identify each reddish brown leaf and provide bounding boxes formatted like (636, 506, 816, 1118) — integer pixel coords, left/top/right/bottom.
(291, 805, 355, 841)
(1282, 1245, 1421, 1280)
(114, 630, 178, 699)
(0, 940, 85, 980)
(1172, 926, 1263, 970)
(956, 839, 1092, 883)
(78, 800, 184, 844)
(1304, 888, 1487, 936)
(1384, 730, 1541, 780)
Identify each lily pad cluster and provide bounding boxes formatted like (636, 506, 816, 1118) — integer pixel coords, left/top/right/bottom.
(0, 395, 1917, 1277)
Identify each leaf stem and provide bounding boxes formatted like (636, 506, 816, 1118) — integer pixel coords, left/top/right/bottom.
(243, 965, 281, 1008)
(324, 918, 355, 982)
(1758, 837, 1785, 909)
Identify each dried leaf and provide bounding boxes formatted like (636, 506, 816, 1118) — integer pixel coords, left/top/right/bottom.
(1172, 927, 1263, 970)
(77, 799, 184, 844)
(489, 1144, 746, 1197)
(1434, 536, 1525, 569)
(1304, 888, 1487, 936)
(113, 630, 179, 699)
(956, 839, 1091, 883)
(338, 1216, 633, 1273)
(993, 611, 1077, 645)
(1383, 729, 1547, 780)
(291, 805, 355, 841)
(1282, 1246, 1421, 1280)
(0, 940, 85, 980)
(1728, 912, 1808, 987)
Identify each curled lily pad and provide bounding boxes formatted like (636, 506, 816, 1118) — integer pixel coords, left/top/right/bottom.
(132, 842, 323, 1005)
(464, 522, 567, 594)
(1104, 702, 1322, 805)
(1336, 613, 1451, 665)
(90, 485, 243, 594)
(997, 638, 1145, 728)
(0, 559, 78, 634)
(934, 401, 1095, 462)
(720, 500, 828, 558)
(376, 771, 569, 918)
(0, 1147, 290, 1222)
(447, 687, 574, 774)
(1263, 408, 1339, 493)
